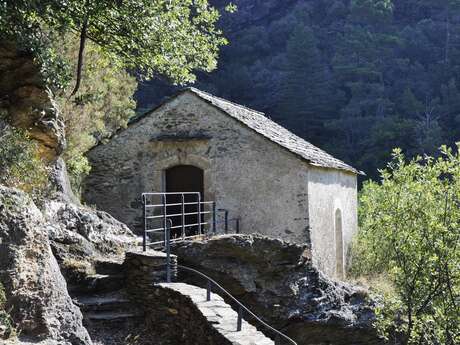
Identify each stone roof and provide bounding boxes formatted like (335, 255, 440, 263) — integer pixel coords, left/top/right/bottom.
(186, 88, 360, 174)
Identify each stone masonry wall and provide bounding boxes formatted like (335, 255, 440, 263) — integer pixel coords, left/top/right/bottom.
(123, 250, 233, 345)
(84, 91, 311, 244)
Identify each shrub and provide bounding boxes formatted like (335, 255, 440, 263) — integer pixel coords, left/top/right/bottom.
(350, 145, 460, 345)
(0, 125, 49, 194)
(0, 282, 15, 339)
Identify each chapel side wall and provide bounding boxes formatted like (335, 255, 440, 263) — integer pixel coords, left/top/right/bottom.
(84, 92, 311, 244)
(307, 167, 358, 278)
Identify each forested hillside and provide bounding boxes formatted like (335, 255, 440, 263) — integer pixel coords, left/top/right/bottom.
(136, 0, 460, 179)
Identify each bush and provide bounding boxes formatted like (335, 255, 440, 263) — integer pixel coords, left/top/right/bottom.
(351, 145, 460, 345)
(0, 282, 15, 339)
(0, 125, 49, 194)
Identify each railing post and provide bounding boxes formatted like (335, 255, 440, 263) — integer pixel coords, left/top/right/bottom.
(162, 194, 167, 246)
(206, 281, 211, 301)
(142, 194, 147, 252)
(197, 193, 202, 235)
(237, 306, 243, 331)
(181, 194, 185, 240)
(236, 218, 240, 234)
(212, 202, 217, 235)
(166, 220, 171, 283)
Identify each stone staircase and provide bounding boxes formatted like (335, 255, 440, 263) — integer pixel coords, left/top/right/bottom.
(69, 258, 145, 344)
(157, 282, 274, 345)
(68, 252, 278, 345)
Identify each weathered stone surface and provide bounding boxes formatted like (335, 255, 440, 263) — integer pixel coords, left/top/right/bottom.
(43, 200, 137, 280)
(49, 158, 81, 205)
(0, 186, 91, 344)
(0, 40, 65, 161)
(173, 234, 382, 345)
(124, 249, 178, 302)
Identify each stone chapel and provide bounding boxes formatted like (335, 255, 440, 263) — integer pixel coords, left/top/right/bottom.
(83, 88, 362, 277)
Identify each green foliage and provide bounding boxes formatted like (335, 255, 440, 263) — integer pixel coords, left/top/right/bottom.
(277, 24, 344, 143)
(0, 282, 15, 339)
(0, 0, 228, 89)
(0, 126, 49, 194)
(351, 146, 460, 344)
(55, 35, 137, 194)
(350, 0, 394, 24)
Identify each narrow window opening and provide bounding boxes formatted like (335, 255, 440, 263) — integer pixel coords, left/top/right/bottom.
(335, 208, 344, 278)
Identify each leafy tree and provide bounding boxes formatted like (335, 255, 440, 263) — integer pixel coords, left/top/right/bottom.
(0, 0, 229, 92)
(351, 146, 460, 344)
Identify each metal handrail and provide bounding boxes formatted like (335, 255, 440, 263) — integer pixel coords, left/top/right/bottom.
(176, 265, 297, 345)
(161, 220, 297, 345)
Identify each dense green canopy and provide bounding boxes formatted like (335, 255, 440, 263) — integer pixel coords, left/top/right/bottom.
(352, 146, 460, 344)
(0, 0, 228, 90)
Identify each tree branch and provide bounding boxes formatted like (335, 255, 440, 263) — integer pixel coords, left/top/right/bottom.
(70, 15, 89, 97)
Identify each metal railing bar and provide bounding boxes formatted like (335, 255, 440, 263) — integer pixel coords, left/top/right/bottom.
(145, 201, 215, 208)
(142, 192, 201, 196)
(148, 234, 205, 246)
(145, 211, 212, 219)
(145, 222, 210, 233)
(146, 218, 239, 233)
(145, 228, 167, 233)
(169, 222, 208, 229)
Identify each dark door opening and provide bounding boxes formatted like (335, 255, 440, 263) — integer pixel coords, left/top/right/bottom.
(165, 165, 204, 237)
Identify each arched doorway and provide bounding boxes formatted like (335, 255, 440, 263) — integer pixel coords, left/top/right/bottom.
(165, 165, 204, 237)
(335, 208, 344, 278)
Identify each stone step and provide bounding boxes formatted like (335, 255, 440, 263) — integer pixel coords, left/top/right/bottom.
(74, 291, 132, 312)
(93, 259, 124, 276)
(69, 273, 125, 294)
(84, 311, 142, 321)
(157, 283, 275, 345)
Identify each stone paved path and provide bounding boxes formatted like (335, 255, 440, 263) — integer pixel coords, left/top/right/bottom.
(158, 283, 274, 345)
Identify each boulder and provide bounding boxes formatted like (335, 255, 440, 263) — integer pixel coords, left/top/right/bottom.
(0, 186, 91, 344)
(43, 200, 138, 277)
(174, 234, 382, 345)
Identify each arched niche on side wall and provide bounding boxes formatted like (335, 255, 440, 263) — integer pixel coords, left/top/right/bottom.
(335, 208, 344, 279)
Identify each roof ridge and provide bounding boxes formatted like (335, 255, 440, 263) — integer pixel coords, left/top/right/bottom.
(188, 87, 266, 116)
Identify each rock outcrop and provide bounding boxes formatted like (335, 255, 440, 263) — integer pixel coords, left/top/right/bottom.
(174, 234, 381, 345)
(0, 186, 91, 344)
(0, 184, 139, 344)
(0, 40, 65, 161)
(49, 158, 81, 205)
(44, 200, 137, 270)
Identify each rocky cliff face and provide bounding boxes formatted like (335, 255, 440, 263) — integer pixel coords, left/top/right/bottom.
(0, 186, 91, 344)
(174, 235, 382, 345)
(0, 185, 138, 344)
(0, 40, 65, 161)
